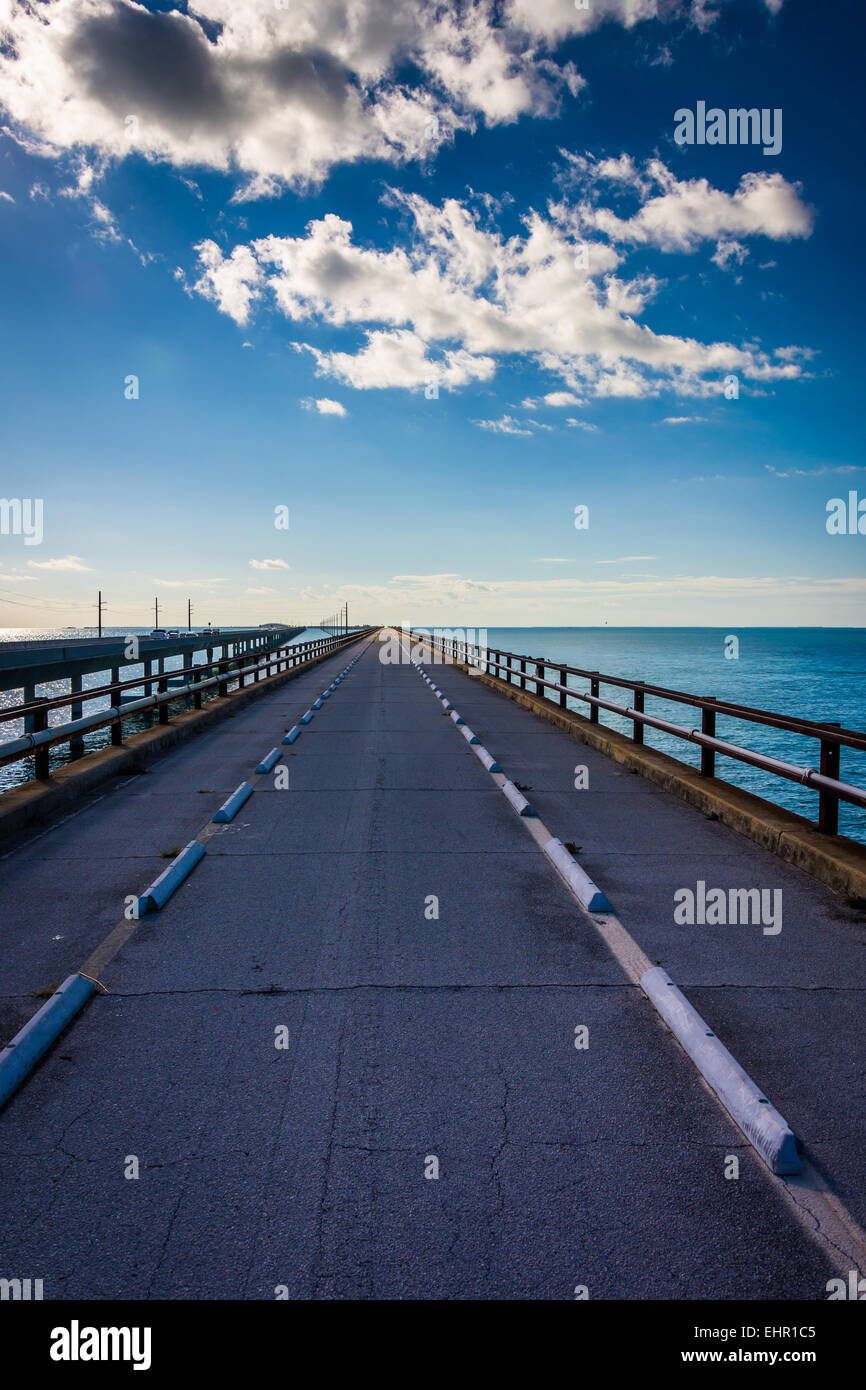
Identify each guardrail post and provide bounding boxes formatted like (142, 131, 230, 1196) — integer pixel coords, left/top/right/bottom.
(520, 658, 526, 690)
(69, 672, 84, 759)
(536, 661, 545, 699)
(701, 702, 716, 777)
(632, 688, 644, 744)
(559, 667, 567, 709)
(32, 699, 50, 780)
(158, 675, 169, 724)
(818, 725, 840, 835)
(590, 675, 599, 723)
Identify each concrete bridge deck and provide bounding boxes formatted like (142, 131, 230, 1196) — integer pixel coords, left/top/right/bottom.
(0, 632, 864, 1299)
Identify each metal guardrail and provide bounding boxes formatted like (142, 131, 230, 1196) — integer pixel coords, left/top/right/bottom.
(0, 629, 376, 783)
(403, 628, 866, 838)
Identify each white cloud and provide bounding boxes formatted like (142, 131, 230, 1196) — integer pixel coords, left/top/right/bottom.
(0, 189, 14, 203)
(191, 187, 812, 401)
(562, 155, 814, 253)
(302, 396, 347, 416)
(0, 0, 581, 198)
(26, 555, 92, 571)
(246, 585, 277, 595)
(249, 558, 290, 570)
(472, 414, 534, 436)
(663, 415, 706, 423)
(0, 0, 786, 199)
(566, 417, 599, 431)
(505, 0, 772, 43)
(300, 329, 495, 392)
(711, 237, 749, 271)
(765, 463, 866, 478)
(301, 566, 866, 627)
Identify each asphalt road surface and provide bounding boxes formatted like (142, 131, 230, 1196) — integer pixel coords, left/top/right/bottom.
(1, 633, 863, 1299)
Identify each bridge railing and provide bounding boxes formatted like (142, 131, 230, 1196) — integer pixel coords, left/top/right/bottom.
(0, 629, 375, 783)
(404, 628, 866, 838)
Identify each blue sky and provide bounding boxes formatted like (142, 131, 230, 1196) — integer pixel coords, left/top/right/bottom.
(0, 0, 863, 628)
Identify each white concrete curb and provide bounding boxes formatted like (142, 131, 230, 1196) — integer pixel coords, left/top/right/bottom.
(501, 779, 537, 817)
(640, 966, 801, 1175)
(543, 837, 614, 915)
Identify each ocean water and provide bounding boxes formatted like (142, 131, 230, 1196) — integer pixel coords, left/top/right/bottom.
(0, 626, 325, 792)
(447, 627, 866, 844)
(1, 626, 864, 844)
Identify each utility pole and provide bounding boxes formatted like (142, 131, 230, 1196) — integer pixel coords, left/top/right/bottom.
(96, 590, 104, 639)
(187, 598, 193, 632)
(154, 596, 160, 631)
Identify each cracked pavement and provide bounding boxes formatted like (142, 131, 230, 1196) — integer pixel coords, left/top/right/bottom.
(0, 637, 862, 1298)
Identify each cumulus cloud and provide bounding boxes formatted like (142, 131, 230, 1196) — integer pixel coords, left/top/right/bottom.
(302, 396, 347, 415)
(542, 390, 582, 407)
(560, 154, 814, 253)
(0, 0, 787, 198)
(249, 558, 290, 570)
(190, 185, 813, 401)
(0, 0, 583, 197)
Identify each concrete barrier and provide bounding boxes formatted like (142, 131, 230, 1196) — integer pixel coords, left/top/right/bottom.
(543, 837, 614, 914)
(472, 745, 502, 775)
(640, 966, 801, 1175)
(138, 840, 206, 914)
(0, 974, 97, 1110)
(213, 782, 253, 824)
(256, 748, 282, 774)
(501, 779, 538, 818)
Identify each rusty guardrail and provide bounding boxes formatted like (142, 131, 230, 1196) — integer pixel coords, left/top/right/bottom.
(402, 627, 866, 837)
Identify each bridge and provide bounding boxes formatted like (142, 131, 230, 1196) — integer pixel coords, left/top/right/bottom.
(0, 626, 864, 1299)
(0, 624, 309, 697)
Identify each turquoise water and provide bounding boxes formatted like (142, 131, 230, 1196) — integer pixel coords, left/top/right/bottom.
(446, 627, 866, 843)
(1, 626, 864, 843)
